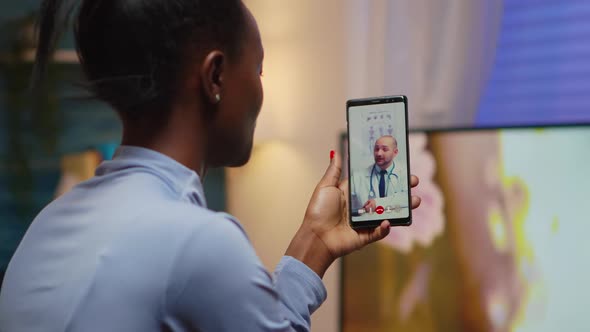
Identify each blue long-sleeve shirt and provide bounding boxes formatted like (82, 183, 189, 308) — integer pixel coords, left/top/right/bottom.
(0, 146, 326, 331)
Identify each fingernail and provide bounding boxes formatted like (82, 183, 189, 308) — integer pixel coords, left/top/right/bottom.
(330, 150, 335, 161)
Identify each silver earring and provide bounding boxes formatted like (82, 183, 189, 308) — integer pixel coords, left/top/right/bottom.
(215, 94, 221, 103)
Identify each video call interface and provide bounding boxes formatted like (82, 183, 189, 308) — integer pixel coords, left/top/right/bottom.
(348, 102, 409, 223)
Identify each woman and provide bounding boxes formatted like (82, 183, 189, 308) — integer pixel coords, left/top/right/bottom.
(0, 0, 420, 331)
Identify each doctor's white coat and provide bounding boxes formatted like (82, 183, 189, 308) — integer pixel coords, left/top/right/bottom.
(350, 163, 408, 211)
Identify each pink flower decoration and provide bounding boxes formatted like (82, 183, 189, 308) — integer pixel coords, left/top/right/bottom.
(382, 133, 445, 253)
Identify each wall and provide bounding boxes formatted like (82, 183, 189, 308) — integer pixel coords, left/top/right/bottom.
(228, 1, 351, 331)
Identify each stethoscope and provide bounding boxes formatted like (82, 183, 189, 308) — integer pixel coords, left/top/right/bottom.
(368, 163, 399, 199)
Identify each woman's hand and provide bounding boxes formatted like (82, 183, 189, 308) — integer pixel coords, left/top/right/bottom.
(285, 151, 421, 278)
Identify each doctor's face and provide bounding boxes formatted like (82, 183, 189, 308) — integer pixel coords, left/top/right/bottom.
(374, 136, 398, 169)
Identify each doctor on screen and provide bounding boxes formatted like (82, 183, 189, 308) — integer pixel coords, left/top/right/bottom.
(351, 135, 407, 213)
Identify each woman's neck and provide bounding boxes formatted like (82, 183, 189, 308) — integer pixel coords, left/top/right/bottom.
(120, 104, 208, 177)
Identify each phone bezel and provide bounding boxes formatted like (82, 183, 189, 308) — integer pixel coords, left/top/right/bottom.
(346, 95, 412, 229)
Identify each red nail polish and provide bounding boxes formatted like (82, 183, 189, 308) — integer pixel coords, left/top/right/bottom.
(330, 150, 335, 160)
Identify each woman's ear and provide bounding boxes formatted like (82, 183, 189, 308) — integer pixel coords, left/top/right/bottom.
(200, 50, 226, 105)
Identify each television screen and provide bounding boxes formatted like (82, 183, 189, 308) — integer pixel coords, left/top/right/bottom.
(341, 125, 590, 332)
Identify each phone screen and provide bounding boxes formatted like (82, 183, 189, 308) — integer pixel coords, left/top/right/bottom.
(347, 96, 412, 228)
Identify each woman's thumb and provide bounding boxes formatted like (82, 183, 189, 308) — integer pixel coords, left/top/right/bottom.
(317, 150, 342, 188)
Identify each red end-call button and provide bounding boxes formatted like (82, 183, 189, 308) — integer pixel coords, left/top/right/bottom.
(375, 206, 385, 215)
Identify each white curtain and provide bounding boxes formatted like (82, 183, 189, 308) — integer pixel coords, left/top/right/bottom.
(345, 0, 504, 129)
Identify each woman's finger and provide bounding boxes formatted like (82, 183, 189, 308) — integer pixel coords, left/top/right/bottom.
(411, 195, 421, 209)
(410, 175, 419, 188)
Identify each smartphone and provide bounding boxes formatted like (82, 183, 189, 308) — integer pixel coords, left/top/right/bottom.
(346, 95, 412, 228)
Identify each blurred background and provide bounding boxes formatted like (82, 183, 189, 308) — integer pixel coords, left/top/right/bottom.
(2, 0, 590, 331)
